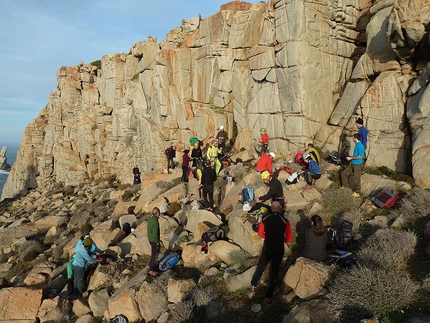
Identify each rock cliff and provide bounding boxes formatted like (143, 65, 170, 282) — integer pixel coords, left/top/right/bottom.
(3, 0, 430, 199)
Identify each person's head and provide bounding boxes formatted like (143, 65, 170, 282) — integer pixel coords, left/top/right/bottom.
(311, 214, 324, 237)
(261, 170, 272, 184)
(271, 201, 282, 213)
(81, 231, 90, 241)
(194, 141, 200, 148)
(205, 159, 212, 167)
(303, 152, 311, 163)
(260, 128, 266, 134)
(308, 143, 314, 148)
(356, 117, 364, 128)
(219, 125, 224, 131)
(210, 139, 217, 146)
(83, 237, 93, 248)
(133, 164, 137, 168)
(269, 152, 276, 160)
(184, 149, 190, 155)
(193, 132, 197, 137)
(353, 133, 361, 142)
(152, 207, 161, 217)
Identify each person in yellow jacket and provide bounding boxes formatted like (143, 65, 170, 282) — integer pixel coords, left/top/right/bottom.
(207, 139, 222, 175)
(306, 143, 321, 164)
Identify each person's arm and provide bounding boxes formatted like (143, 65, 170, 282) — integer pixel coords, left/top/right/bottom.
(82, 249, 99, 263)
(259, 185, 275, 202)
(268, 159, 273, 174)
(284, 221, 293, 243)
(91, 243, 103, 254)
(258, 221, 266, 239)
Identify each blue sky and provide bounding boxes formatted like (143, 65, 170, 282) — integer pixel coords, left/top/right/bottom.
(0, 0, 244, 145)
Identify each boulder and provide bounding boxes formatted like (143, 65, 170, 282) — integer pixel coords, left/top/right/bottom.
(136, 281, 168, 322)
(107, 289, 142, 323)
(182, 243, 219, 271)
(0, 287, 42, 322)
(209, 240, 243, 265)
(226, 266, 256, 292)
(167, 278, 196, 303)
(37, 296, 69, 323)
(88, 288, 110, 317)
(282, 299, 335, 323)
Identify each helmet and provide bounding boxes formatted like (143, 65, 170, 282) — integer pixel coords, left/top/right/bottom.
(303, 152, 311, 160)
(219, 126, 224, 130)
(261, 171, 271, 181)
(260, 128, 266, 132)
(83, 237, 93, 247)
(269, 152, 276, 159)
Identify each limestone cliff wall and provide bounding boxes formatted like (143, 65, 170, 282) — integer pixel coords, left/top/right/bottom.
(3, 0, 430, 199)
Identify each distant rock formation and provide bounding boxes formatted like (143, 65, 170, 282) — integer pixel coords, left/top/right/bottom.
(0, 147, 11, 172)
(2, 0, 430, 200)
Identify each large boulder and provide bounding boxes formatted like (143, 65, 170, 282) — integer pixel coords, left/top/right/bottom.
(0, 287, 43, 322)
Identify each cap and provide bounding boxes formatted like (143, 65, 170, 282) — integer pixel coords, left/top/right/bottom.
(81, 231, 90, 240)
(261, 170, 271, 180)
(83, 237, 93, 247)
(356, 117, 363, 125)
(219, 126, 224, 130)
(269, 152, 276, 159)
(260, 128, 266, 132)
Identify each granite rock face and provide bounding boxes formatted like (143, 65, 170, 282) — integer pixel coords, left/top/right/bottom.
(3, 0, 430, 200)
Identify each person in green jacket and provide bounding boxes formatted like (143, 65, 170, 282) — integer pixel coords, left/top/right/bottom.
(147, 207, 161, 277)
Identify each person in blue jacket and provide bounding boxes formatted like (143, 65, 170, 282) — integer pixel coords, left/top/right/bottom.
(72, 237, 99, 295)
(74, 231, 103, 256)
(341, 133, 365, 197)
(356, 117, 368, 173)
(303, 153, 321, 189)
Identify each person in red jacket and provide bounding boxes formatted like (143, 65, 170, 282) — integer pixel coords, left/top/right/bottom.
(250, 201, 292, 303)
(255, 128, 269, 155)
(255, 152, 275, 174)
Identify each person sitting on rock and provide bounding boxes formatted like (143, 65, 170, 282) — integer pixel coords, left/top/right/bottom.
(303, 215, 327, 262)
(255, 152, 275, 174)
(303, 153, 321, 189)
(256, 171, 286, 207)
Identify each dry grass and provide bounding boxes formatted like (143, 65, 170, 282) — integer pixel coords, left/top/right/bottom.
(322, 188, 356, 215)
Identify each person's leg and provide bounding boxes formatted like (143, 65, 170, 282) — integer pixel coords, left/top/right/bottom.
(266, 252, 283, 299)
(312, 173, 321, 186)
(251, 250, 271, 288)
(182, 166, 188, 182)
(208, 184, 214, 209)
(353, 164, 361, 192)
(202, 185, 209, 208)
(341, 165, 353, 187)
(304, 170, 312, 186)
(215, 159, 221, 175)
(73, 265, 85, 295)
(149, 241, 160, 272)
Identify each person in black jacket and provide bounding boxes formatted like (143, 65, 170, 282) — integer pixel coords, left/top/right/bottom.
(200, 159, 217, 211)
(256, 171, 285, 207)
(132, 164, 141, 184)
(251, 201, 293, 303)
(303, 214, 327, 262)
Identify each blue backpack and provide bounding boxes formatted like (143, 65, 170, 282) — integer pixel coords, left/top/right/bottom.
(157, 252, 180, 271)
(242, 186, 254, 204)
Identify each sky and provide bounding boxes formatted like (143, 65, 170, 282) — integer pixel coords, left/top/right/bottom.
(0, 0, 249, 146)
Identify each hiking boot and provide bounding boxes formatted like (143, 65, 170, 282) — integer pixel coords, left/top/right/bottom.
(352, 192, 360, 198)
(250, 285, 258, 293)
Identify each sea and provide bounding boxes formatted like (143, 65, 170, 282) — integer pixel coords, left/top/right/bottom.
(0, 142, 20, 198)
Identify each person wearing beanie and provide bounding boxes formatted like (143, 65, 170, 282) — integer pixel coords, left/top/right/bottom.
(255, 128, 269, 155)
(74, 231, 103, 256)
(72, 237, 99, 295)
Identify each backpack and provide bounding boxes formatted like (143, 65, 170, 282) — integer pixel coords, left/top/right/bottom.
(335, 220, 353, 248)
(157, 252, 180, 271)
(202, 226, 225, 244)
(244, 205, 269, 225)
(328, 250, 357, 269)
(109, 315, 129, 323)
(286, 172, 301, 185)
(295, 152, 307, 168)
(371, 189, 401, 209)
(242, 186, 254, 204)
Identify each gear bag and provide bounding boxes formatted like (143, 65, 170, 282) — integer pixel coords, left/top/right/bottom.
(201, 225, 225, 245)
(335, 220, 353, 248)
(157, 251, 180, 271)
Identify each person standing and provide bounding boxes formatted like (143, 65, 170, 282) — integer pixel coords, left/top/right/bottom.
(132, 164, 141, 184)
(207, 139, 222, 175)
(255, 152, 275, 174)
(191, 142, 203, 168)
(251, 201, 292, 303)
(356, 117, 368, 173)
(189, 132, 199, 151)
(181, 149, 192, 183)
(165, 144, 176, 173)
(72, 237, 99, 295)
(200, 159, 217, 211)
(255, 128, 269, 155)
(216, 126, 228, 151)
(341, 133, 364, 197)
(147, 207, 161, 277)
(303, 153, 321, 189)
(303, 215, 327, 262)
(256, 171, 285, 207)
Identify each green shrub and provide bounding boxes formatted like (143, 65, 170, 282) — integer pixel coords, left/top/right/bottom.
(227, 249, 251, 266)
(121, 190, 134, 202)
(91, 60, 101, 69)
(192, 285, 215, 307)
(19, 240, 43, 262)
(327, 266, 418, 322)
(322, 188, 355, 215)
(357, 229, 417, 271)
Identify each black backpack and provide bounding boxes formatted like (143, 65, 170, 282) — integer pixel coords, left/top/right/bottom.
(335, 220, 353, 248)
(202, 226, 225, 245)
(328, 250, 357, 268)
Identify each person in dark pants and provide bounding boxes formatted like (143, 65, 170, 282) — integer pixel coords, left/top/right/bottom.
(72, 237, 99, 296)
(132, 164, 141, 184)
(356, 117, 368, 173)
(341, 133, 364, 197)
(181, 149, 192, 183)
(250, 201, 292, 303)
(200, 159, 217, 211)
(147, 207, 161, 277)
(256, 171, 286, 207)
(165, 144, 176, 173)
(303, 215, 327, 262)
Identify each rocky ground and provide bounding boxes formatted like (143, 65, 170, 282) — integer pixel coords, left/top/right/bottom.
(0, 154, 429, 323)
